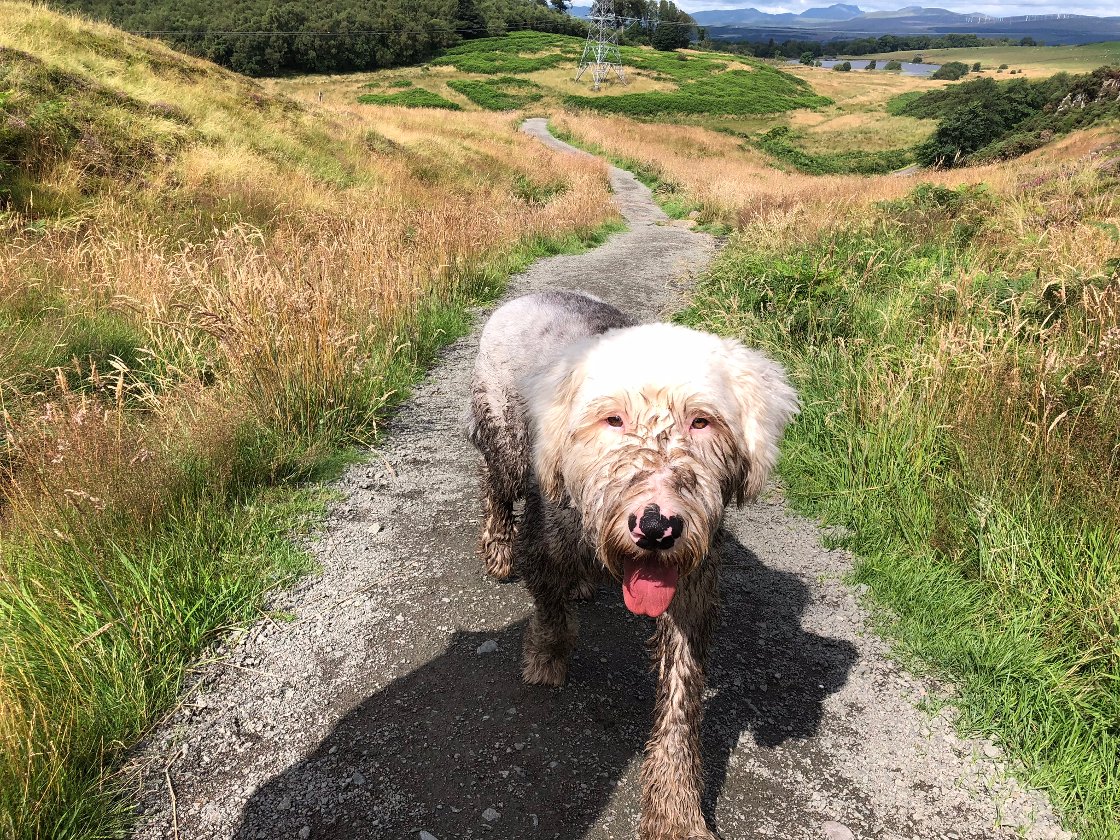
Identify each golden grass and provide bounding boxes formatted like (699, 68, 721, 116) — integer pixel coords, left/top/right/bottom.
(550, 110, 1041, 229)
(0, 5, 618, 834)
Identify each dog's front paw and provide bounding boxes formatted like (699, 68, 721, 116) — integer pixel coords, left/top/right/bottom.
(522, 651, 568, 686)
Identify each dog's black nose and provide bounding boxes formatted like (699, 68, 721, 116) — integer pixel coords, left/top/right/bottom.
(629, 504, 684, 550)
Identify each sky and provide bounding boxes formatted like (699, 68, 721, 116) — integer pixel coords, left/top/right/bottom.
(672, 0, 1118, 17)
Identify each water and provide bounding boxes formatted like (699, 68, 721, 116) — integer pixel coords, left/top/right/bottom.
(787, 58, 940, 77)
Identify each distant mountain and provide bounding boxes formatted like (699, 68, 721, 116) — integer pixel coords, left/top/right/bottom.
(798, 4, 863, 20)
(567, 4, 1120, 45)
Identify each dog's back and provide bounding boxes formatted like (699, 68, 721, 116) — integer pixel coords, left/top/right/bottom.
(465, 292, 634, 493)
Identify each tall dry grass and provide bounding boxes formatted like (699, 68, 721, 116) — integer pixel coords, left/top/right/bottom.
(0, 6, 617, 836)
(676, 130, 1120, 838)
(548, 111, 1092, 228)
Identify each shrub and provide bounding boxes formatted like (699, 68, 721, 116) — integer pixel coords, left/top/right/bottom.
(999, 63, 1009, 69)
(832, 61, 852, 72)
(866, 59, 877, 70)
(356, 88, 462, 109)
(446, 77, 544, 110)
(800, 51, 815, 66)
(972, 61, 982, 71)
(884, 59, 902, 71)
(931, 61, 970, 80)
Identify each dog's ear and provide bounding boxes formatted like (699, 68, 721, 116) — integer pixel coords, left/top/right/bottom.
(721, 339, 799, 504)
(524, 352, 587, 503)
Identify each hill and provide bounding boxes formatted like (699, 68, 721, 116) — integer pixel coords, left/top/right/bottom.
(0, 4, 616, 838)
(342, 31, 831, 119)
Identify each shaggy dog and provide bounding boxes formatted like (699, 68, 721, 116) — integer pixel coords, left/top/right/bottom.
(465, 291, 798, 839)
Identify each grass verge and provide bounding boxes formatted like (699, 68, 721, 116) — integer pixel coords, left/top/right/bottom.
(678, 166, 1120, 840)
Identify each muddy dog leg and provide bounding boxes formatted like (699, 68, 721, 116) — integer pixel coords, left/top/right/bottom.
(477, 460, 516, 580)
(520, 491, 581, 686)
(640, 554, 720, 840)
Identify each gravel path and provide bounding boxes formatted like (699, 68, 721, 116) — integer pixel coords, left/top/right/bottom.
(130, 119, 1069, 840)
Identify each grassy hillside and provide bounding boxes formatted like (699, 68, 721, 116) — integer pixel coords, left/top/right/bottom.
(0, 4, 617, 838)
(339, 31, 833, 119)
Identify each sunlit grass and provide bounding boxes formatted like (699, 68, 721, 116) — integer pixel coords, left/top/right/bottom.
(0, 3, 619, 836)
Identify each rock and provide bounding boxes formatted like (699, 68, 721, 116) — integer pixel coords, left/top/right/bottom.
(277, 795, 291, 811)
(352, 772, 365, 786)
(298, 827, 311, 839)
(200, 802, 221, 824)
(688, 210, 701, 219)
(983, 743, 1002, 759)
(419, 832, 439, 840)
(822, 821, 854, 840)
(476, 640, 499, 655)
(367, 522, 382, 535)
(481, 807, 501, 822)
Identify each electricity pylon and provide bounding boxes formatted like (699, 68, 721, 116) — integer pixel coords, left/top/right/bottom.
(575, 0, 626, 91)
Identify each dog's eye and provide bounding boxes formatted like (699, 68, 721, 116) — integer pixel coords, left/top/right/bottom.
(691, 418, 710, 430)
(606, 415, 624, 428)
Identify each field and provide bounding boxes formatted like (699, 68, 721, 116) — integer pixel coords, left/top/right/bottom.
(0, 5, 618, 838)
(867, 40, 1120, 77)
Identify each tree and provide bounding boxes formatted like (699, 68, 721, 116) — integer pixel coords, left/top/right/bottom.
(800, 51, 815, 66)
(884, 59, 902, 71)
(651, 20, 678, 50)
(972, 61, 981, 71)
(1020, 36, 1036, 46)
(832, 60, 851, 71)
(550, 0, 570, 10)
(866, 58, 876, 70)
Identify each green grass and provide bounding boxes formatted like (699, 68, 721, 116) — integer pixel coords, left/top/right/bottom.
(754, 125, 915, 174)
(356, 87, 462, 109)
(427, 31, 830, 117)
(564, 63, 830, 117)
(677, 176, 1120, 840)
(430, 31, 583, 74)
(446, 76, 544, 110)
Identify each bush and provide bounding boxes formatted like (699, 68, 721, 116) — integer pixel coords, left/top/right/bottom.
(931, 61, 970, 80)
(357, 88, 462, 109)
(884, 59, 902, 71)
(999, 63, 1009, 69)
(833, 61, 852, 72)
(800, 51, 815, 66)
(905, 66, 1120, 167)
(866, 59, 877, 70)
(972, 61, 982, 71)
(446, 77, 543, 110)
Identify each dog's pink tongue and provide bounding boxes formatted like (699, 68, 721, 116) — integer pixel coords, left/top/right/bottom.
(622, 559, 679, 617)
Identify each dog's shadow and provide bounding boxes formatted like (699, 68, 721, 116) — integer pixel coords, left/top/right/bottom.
(234, 534, 856, 839)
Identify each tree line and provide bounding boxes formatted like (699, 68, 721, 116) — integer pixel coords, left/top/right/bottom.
(46, 0, 585, 76)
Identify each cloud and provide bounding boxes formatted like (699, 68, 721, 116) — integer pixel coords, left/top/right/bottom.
(674, 0, 1118, 15)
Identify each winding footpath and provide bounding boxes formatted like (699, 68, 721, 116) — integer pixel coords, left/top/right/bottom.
(130, 119, 1069, 840)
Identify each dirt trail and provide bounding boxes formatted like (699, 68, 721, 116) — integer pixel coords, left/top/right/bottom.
(132, 120, 1068, 840)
